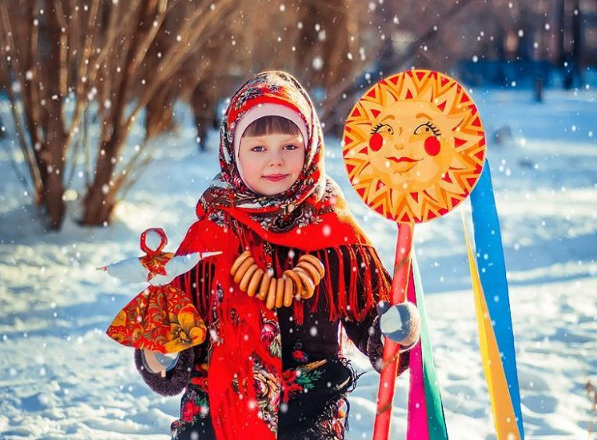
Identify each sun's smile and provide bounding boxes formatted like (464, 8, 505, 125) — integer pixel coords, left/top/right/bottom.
(386, 156, 421, 173)
(386, 156, 421, 164)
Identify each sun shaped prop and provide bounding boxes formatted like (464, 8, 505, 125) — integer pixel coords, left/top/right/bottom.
(343, 70, 487, 223)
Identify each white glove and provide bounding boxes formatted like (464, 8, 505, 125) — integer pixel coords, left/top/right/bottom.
(377, 301, 421, 348)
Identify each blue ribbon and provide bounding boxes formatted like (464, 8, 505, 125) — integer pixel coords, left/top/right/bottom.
(470, 162, 525, 438)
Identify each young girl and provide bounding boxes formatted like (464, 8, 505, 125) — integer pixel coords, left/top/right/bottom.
(135, 71, 419, 440)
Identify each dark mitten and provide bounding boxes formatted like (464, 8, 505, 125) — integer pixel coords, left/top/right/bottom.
(366, 315, 411, 376)
(134, 348, 195, 396)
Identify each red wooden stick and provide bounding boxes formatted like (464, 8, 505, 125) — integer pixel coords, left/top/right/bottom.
(372, 222, 414, 440)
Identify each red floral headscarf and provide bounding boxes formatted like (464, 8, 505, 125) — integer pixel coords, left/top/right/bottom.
(214, 70, 325, 214)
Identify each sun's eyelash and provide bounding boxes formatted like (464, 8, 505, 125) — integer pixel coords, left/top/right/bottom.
(371, 123, 383, 134)
(427, 122, 441, 136)
(371, 122, 393, 135)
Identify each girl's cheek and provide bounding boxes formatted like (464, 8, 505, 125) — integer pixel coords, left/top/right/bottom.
(424, 136, 441, 156)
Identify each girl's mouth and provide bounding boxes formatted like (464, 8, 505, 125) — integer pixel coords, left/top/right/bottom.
(263, 174, 289, 182)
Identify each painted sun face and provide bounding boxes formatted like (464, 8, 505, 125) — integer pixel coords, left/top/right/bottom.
(365, 100, 462, 193)
(343, 70, 487, 224)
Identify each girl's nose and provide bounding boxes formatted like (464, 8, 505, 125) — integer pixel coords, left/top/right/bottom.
(268, 152, 284, 166)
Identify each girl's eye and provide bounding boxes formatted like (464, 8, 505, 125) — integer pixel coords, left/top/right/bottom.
(284, 144, 298, 150)
(251, 146, 265, 152)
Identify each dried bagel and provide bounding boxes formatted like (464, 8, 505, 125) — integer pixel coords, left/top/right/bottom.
(231, 251, 325, 308)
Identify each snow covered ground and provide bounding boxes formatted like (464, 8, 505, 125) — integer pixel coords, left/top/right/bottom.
(0, 87, 596, 439)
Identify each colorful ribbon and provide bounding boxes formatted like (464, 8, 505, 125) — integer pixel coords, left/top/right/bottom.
(465, 162, 525, 439)
(407, 252, 449, 439)
(403, 162, 525, 439)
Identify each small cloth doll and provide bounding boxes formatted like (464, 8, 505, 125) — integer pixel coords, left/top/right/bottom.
(103, 228, 220, 355)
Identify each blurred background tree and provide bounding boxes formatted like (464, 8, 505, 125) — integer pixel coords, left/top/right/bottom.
(1, 0, 596, 230)
(0, 0, 238, 228)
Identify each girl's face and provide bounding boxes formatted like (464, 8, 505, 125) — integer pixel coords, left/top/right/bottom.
(238, 133, 305, 196)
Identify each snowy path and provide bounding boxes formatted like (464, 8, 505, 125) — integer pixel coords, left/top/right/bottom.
(1, 88, 596, 439)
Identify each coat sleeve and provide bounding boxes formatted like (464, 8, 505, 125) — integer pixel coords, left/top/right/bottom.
(134, 346, 196, 396)
(338, 245, 410, 376)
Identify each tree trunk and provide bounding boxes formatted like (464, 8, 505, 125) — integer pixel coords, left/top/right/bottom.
(80, 118, 127, 225)
(191, 85, 216, 152)
(39, 0, 68, 229)
(571, 0, 582, 83)
(558, 0, 567, 67)
(43, 144, 67, 230)
(81, 3, 138, 226)
(80, 136, 120, 225)
(34, 108, 67, 229)
(81, 178, 117, 226)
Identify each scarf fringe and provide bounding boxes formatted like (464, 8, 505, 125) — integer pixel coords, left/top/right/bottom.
(299, 244, 390, 325)
(176, 242, 390, 330)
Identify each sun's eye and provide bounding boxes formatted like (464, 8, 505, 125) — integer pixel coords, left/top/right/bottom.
(371, 123, 394, 135)
(414, 122, 441, 137)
